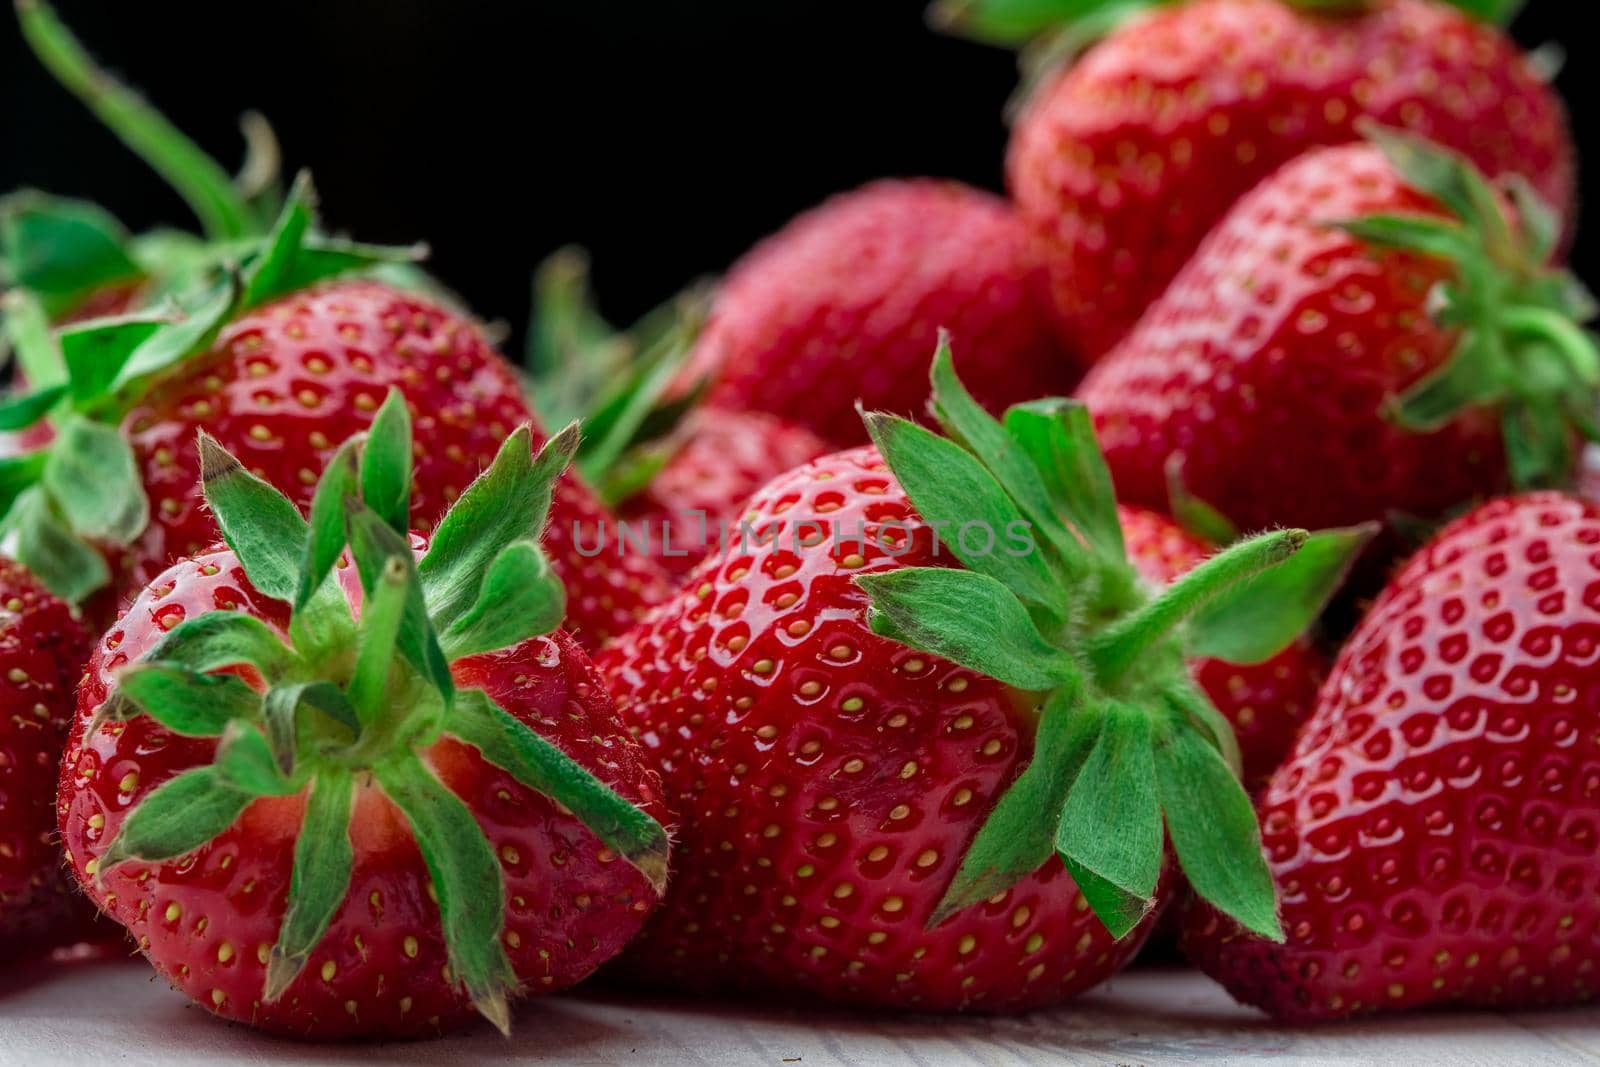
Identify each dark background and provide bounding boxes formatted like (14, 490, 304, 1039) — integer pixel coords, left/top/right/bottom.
(2, 1, 1593, 345)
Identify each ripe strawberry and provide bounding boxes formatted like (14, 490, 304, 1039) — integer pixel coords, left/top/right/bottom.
(617, 409, 829, 579)
(1079, 132, 1598, 538)
(57, 399, 669, 1037)
(0, 556, 98, 957)
(943, 0, 1577, 363)
(1119, 506, 1337, 788)
(684, 180, 1080, 447)
(1184, 491, 1600, 1020)
(599, 343, 1361, 1010)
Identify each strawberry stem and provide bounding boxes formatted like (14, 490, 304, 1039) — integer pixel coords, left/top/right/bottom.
(14, 0, 255, 241)
(1089, 528, 1308, 688)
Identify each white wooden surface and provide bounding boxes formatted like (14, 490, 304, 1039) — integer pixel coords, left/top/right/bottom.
(4, 958, 1600, 1066)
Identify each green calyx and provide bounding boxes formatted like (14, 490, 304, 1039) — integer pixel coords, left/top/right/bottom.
(929, 0, 1518, 49)
(524, 247, 712, 508)
(91, 391, 669, 1033)
(1341, 125, 1598, 491)
(856, 338, 1374, 942)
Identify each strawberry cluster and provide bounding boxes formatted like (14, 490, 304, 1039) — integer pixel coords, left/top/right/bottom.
(3, 0, 1598, 1042)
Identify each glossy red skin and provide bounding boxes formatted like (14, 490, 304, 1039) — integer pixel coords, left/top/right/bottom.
(619, 409, 829, 579)
(118, 281, 668, 647)
(598, 447, 1155, 1012)
(1119, 507, 1325, 788)
(686, 181, 1081, 447)
(57, 544, 668, 1038)
(1012, 0, 1575, 364)
(1184, 493, 1600, 1020)
(0, 559, 98, 956)
(1080, 143, 1510, 537)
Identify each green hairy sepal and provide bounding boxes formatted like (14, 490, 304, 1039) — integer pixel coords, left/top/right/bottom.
(1343, 125, 1598, 492)
(524, 247, 714, 507)
(0, 0, 426, 606)
(94, 393, 667, 1033)
(857, 339, 1371, 943)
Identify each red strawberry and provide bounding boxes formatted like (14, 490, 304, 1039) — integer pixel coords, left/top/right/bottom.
(57, 402, 669, 1037)
(1079, 132, 1597, 538)
(599, 344, 1357, 1010)
(617, 409, 829, 579)
(0, 557, 99, 957)
(684, 180, 1080, 447)
(118, 279, 668, 647)
(1184, 491, 1600, 1020)
(950, 0, 1578, 363)
(1120, 506, 1332, 788)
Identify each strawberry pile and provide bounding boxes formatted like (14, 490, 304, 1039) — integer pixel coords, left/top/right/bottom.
(4, 0, 1599, 1043)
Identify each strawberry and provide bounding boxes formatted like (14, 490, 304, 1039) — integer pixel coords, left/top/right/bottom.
(1119, 506, 1337, 788)
(598, 341, 1364, 1010)
(56, 397, 670, 1037)
(683, 180, 1080, 447)
(1078, 131, 1598, 539)
(616, 409, 829, 580)
(938, 0, 1576, 363)
(0, 556, 98, 957)
(1184, 491, 1600, 1020)
(0, 8, 670, 644)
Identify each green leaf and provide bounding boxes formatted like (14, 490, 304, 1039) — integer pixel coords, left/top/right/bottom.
(58, 314, 169, 407)
(927, 0, 1140, 45)
(1153, 719, 1282, 941)
(856, 567, 1079, 692)
(1186, 524, 1376, 665)
(262, 681, 357, 775)
(0, 191, 141, 316)
(419, 423, 578, 635)
(97, 767, 253, 878)
(931, 688, 1102, 926)
(1335, 214, 1478, 262)
(110, 277, 239, 394)
(1502, 402, 1574, 490)
(295, 437, 360, 612)
(863, 411, 1062, 614)
(374, 754, 517, 1035)
(141, 610, 295, 679)
(1361, 124, 1511, 253)
(1165, 456, 1240, 546)
(266, 768, 355, 1001)
(114, 663, 262, 736)
(0, 452, 48, 516)
(275, 236, 427, 296)
(198, 431, 307, 603)
(438, 541, 566, 660)
(15, 0, 253, 242)
(1429, 0, 1525, 25)
(212, 721, 299, 796)
(448, 688, 669, 894)
(42, 414, 149, 545)
(360, 389, 413, 535)
(1054, 703, 1163, 939)
(1389, 330, 1508, 431)
(1503, 174, 1561, 264)
(347, 501, 454, 709)
(925, 338, 1088, 578)
(2, 289, 66, 392)
(239, 174, 314, 309)
(1091, 529, 1307, 687)
(0, 385, 65, 431)
(8, 486, 110, 603)
(1003, 398, 1126, 561)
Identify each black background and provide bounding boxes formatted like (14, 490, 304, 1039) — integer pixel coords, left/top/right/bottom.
(2, 1, 1592, 346)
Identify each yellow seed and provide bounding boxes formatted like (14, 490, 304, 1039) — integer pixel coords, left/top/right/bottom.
(404, 935, 420, 958)
(882, 896, 905, 913)
(165, 902, 182, 922)
(321, 960, 337, 982)
(211, 989, 225, 1007)
(217, 942, 234, 964)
